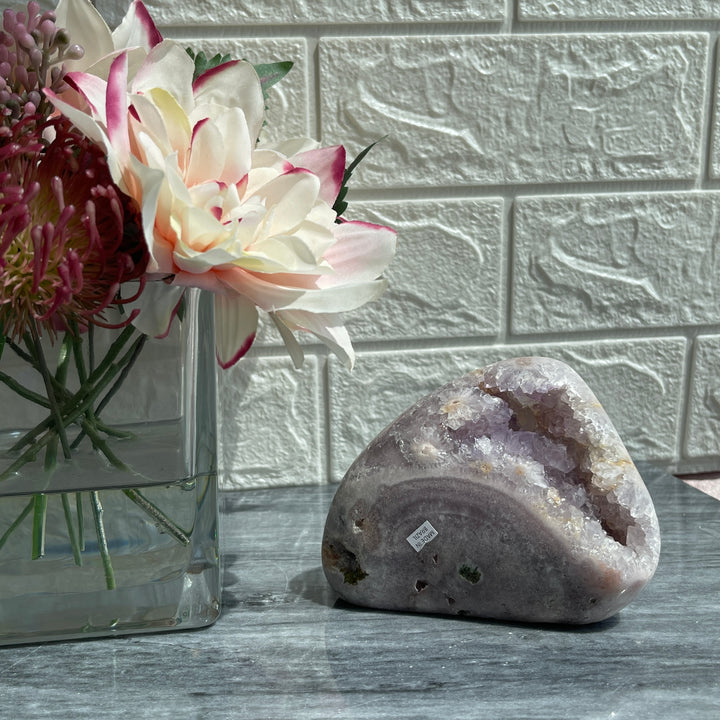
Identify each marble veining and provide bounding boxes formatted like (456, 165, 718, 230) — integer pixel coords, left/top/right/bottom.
(0, 465, 718, 719)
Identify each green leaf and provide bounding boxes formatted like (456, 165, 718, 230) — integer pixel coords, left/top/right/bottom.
(333, 137, 386, 220)
(0, 333, 4, 361)
(186, 49, 293, 101)
(186, 48, 232, 83)
(253, 61, 293, 100)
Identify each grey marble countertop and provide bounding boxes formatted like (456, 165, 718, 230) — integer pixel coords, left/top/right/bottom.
(1, 465, 719, 720)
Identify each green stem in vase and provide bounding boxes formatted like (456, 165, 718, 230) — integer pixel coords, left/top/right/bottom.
(70, 331, 147, 451)
(44, 434, 58, 473)
(57, 325, 137, 427)
(88, 324, 95, 373)
(68, 319, 88, 382)
(31, 494, 47, 560)
(90, 491, 115, 590)
(95, 333, 147, 417)
(123, 488, 190, 546)
(76, 492, 85, 551)
(61, 494, 83, 567)
(54, 333, 73, 392)
(59, 334, 149, 459)
(6, 336, 36, 365)
(67, 319, 94, 452)
(90, 421, 134, 440)
(67, 333, 148, 465)
(0, 497, 34, 552)
(7, 326, 139, 459)
(44, 333, 74, 473)
(1, 319, 191, 585)
(66, 331, 135, 448)
(65, 329, 88, 551)
(7, 419, 55, 459)
(27, 321, 71, 461)
(0, 371, 51, 408)
(4, 337, 75, 407)
(0, 434, 54, 481)
(80, 419, 131, 472)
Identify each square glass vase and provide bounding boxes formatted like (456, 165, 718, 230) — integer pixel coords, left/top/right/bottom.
(0, 289, 220, 645)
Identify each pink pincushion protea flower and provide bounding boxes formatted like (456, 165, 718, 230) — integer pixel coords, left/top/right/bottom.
(0, 0, 148, 340)
(0, 0, 83, 131)
(0, 114, 148, 340)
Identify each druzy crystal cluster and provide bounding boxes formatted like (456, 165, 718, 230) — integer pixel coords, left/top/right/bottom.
(322, 357, 661, 625)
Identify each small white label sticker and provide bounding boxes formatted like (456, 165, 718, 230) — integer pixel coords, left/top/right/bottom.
(406, 521, 438, 552)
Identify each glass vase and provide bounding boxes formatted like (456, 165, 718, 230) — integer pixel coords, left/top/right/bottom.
(0, 288, 220, 645)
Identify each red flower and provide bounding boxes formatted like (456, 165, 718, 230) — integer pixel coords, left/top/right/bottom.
(0, 115, 149, 340)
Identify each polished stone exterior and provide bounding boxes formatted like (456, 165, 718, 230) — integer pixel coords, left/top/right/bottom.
(323, 358, 660, 623)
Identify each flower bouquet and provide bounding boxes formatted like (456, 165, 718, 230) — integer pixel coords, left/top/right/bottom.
(0, 0, 396, 644)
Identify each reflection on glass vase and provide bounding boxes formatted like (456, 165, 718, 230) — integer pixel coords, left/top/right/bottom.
(0, 288, 220, 645)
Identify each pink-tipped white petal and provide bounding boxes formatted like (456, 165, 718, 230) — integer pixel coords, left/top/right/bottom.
(132, 41, 195, 112)
(68, 47, 149, 95)
(127, 283, 185, 338)
(106, 53, 131, 162)
(175, 206, 231, 264)
(44, 87, 111, 151)
(257, 169, 321, 235)
(141, 88, 192, 159)
(186, 118, 225, 187)
(294, 145, 346, 206)
(221, 268, 388, 314)
(243, 234, 329, 273)
(193, 60, 264, 141)
(269, 138, 318, 158)
(319, 221, 397, 288)
(214, 108, 253, 184)
(127, 154, 167, 267)
(214, 294, 258, 369)
(112, 0, 163, 51)
(269, 313, 304, 369)
(275, 309, 355, 370)
(128, 93, 173, 158)
(62, 71, 107, 117)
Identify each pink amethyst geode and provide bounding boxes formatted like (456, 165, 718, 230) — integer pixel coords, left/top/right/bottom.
(322, 357, 661, 625)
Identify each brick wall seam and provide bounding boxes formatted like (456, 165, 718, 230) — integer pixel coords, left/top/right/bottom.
(678, 334, 699, 464)
(699, 35, 719, 181)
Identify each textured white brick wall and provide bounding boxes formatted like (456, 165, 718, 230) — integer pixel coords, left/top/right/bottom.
(96, 0, 720, 485)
